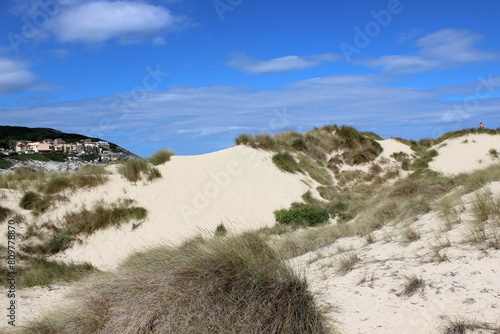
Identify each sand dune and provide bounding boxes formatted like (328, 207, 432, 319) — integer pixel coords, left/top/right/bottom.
(48, 145, 309, 270)
(430, 133, 500, 175)
(2, 133, 499, 331)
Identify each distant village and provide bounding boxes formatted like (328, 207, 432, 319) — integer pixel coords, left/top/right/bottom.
(0, 138, 127, 162)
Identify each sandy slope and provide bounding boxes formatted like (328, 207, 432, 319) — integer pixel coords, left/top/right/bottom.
(430, 134, 500, 175)
(291, 182, 500, 334)
(41, 145, 308, 270)
(1, 145, 311, 328)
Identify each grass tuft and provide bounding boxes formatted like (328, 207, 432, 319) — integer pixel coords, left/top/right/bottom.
(25, 233, 329, 333)
(398, 274, 425, 297)
(149, 148, 175, 166)
(272, 151, 301, 173)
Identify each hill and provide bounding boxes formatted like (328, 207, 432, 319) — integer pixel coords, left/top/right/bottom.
(0, 125, 136, 170)
(0, 125, 499, 333)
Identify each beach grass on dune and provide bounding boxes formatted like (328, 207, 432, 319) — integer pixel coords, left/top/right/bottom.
(22, 233, 330, 334)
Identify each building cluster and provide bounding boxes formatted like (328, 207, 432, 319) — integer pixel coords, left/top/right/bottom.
(15, 138, 111, 155)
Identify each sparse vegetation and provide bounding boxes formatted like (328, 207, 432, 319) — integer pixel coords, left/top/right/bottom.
(398, 274, 425, 297)
(24, 233, 329, 333)
(337, 253, 360, 274)
(149, 148, 175, 166)
(489, 148, 499, 159)
(63, 199, 147, 236)
(1, 257, 97, 288)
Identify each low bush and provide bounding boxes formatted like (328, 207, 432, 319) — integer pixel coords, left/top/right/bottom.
(274, 202, 331, 227)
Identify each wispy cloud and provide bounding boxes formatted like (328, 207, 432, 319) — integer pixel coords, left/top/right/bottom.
(363, 29, 497, 73)
(4, 74, 499, 155)
(47, 1, 183, 44)
(0, 57, 36, 96)
(227, 53, 340, 74)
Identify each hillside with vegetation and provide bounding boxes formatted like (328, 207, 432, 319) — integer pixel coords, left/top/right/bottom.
(0, 125, 499, 333)
(0, 126, 136, 170)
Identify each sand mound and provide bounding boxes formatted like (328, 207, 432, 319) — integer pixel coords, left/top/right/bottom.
(377, 138, 414, 159)
(430, 133, 500, 175)
(46, 145, 308, 270)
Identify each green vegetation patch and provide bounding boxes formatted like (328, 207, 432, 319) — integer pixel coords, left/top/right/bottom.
(1, 257, 97, 289)
(63, 199, 147, 236)
(275, 202, 331, 227)
(272, 151, 301, 173)
(117, 158, 162, 182)
(298, 155, 333, 185)
(149, 148, 175, 166)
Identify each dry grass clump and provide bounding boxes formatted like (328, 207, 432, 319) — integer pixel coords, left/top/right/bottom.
(298, 154, 333, 185)
(19, 191, 54, 214)
(0, 166, 46, 189)
(149, 148, 175, 166)
(22, 199, 147, 256)
(63, 199, 147, 236)
(397, 274, 425, 297)
(24, 233, 329, 334)
(117, 158, 162, 182)
(0, 204, 13, 221)
(442, 317, 499, 334)
(336, 253, 361, 274)
(1, 257, 97, 289)
(464, 188, 500, 249)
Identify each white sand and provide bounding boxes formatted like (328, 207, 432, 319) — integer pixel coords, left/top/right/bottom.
(430, 134, 500, 175)
(44, 145, 308, 270)
(377, 138, 414, 160)
(291, 182, 500, 334)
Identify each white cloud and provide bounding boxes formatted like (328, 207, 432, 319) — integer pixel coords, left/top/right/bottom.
(363, 29, 497, 73)
(49, 1, 181, 44)
(0, 57, 36, 96)
(227, 53, 340, 74)
(5, 74, 499, 156)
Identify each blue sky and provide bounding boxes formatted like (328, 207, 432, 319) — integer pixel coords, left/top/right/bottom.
(1, 0, 499, 156)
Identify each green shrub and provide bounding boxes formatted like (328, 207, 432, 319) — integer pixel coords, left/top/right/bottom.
(149, 148, 175, 166)
(274, 202, 330, 227)
(272, 152, 301, 173)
